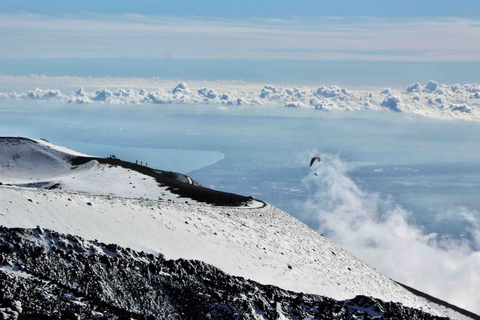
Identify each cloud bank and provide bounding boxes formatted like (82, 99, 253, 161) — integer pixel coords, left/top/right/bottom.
(1, 76, 480, 122)
(1, 14, 480, 61)
(303, 153, 480, 314)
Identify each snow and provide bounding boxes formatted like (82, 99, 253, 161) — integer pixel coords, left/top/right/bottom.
(0, 265, 35, 280)
(0, 185, 445, 316)
(431, 303, 477, 320)
(0, 138, 199, 204)
(33, 138, 92, 157)
(0, 137, 79, 183)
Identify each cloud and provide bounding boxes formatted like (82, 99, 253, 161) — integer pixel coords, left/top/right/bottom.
(1, 14, 480, 60)
(406, 83, 421, 93)
(172, 82, 190, 95)
(197, 88, 219, 99)
(1, 76, 480, 121)
(302, 152, 480, 314)
(381, 95, 403, 112)
(425, 80, 439, 93)
(26, 88, 63, 100)
(91, 88, 113, 101)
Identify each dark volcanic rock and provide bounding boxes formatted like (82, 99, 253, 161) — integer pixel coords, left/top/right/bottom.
(0, 226, 446, 320)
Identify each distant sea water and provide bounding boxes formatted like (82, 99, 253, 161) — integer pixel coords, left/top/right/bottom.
(1, 58, 480, 86)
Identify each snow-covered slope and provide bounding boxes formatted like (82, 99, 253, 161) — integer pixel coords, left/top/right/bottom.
(0, 137, 259, 207)
(0, 137, 188, 203)
(0, 226, 450, 320)
(0, 138, 468, 317)
(0, 137, 89, 184)
(0, 186, 444, 316)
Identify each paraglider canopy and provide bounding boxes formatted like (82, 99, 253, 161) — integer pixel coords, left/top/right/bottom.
(310, 156, 321, 167)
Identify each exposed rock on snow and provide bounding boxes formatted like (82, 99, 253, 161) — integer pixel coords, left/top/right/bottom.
(0, 226, 448, 320)
(0, 186, 446, 317)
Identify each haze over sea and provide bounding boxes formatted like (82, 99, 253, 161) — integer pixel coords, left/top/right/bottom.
(2, 59, 480, 87)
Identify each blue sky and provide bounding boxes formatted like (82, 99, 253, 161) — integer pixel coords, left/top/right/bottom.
(1, 0, 479, 18)
(0, 1, 479, 61)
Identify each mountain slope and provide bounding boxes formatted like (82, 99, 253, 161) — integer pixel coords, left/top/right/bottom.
(0, 185, 444, 316)
(0, 137, 258, 206)
(0, 137, 472, 318)
(0, 226, 447, 320)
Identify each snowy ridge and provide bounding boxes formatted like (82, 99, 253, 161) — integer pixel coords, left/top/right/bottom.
(1, 75, 480, 121)
(33, 138, 92, 157)
(0, 185, 444, 316)
(0, 137, 186, 203)
(0, 137, 84, 183)
(0, 137, 258, 207)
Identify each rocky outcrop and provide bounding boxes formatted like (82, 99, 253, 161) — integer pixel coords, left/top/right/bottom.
(0, 226, 446, 320)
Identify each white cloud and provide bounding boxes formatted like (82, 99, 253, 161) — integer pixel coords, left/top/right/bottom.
(1, 14, 480, 60)
(381, 95, 403, 112)
(1, 76, 480, 121)
(425, 80, 439, 93)
(302, 152, 480, 314)
(25, 88, 63, 100)
(406, 83, 421, 93)
(91, 88, 113, 101)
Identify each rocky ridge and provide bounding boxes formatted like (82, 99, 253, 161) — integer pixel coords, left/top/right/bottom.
(0, 226, 447, 320)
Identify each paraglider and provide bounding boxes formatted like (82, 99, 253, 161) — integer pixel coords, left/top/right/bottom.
(310, 156, 321, 176)
(309, 156, 321, 167)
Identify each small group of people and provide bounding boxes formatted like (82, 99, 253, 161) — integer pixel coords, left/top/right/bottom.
(135, 160, 148, 167)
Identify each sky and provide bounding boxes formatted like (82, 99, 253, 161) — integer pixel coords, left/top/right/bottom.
(1, 0, 480, 18)
(0, 0, 480, 61)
